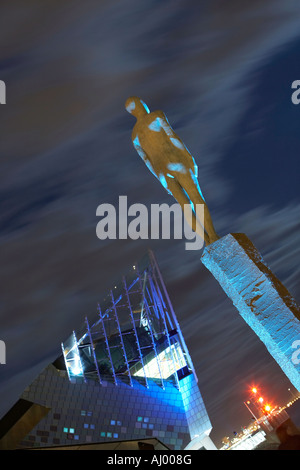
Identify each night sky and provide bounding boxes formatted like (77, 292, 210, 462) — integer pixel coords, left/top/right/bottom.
(0, 1, 300, 447)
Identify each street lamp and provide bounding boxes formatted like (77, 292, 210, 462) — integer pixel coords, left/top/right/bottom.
(244, 400, 258, 422)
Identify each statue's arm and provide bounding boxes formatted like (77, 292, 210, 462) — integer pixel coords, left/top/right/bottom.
(155, 111, 197, 175)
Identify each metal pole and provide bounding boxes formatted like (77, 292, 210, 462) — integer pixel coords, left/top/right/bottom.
(72, 330, 86, 382)
(85, 316, 102, 384)
(244, 401, 258, 422)
(136, 265, 165, 390)
(123, 275, 149, 388)
(148, 272, 180, 390)
(149, 249, 197, 382)
(110, 289, 133, 387)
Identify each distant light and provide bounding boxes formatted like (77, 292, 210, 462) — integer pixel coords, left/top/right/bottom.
(252, 388, 258, 394)
(264, 404, 271, 412)
(258, 397, 264, 403)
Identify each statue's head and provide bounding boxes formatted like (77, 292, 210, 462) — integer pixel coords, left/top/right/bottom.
(125, 96, 150, 118)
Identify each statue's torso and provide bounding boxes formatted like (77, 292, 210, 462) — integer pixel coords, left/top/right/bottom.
(132, 111, 193, 171)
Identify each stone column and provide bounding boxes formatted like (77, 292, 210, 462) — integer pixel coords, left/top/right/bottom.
(201, 233, 300, 391)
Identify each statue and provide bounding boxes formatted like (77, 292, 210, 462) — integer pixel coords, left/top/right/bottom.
(125, 96, 219, 245)
(125, 96, 300, 394)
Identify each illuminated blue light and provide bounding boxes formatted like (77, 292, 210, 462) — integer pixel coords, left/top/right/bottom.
(182, 188, 195, 212)
(189, 169, 205, 201)
(145, 159, 156, 177)
(180, 374, 212, 439)
(160, 118, 173, 137)
(148, 118, 161, 132)
(201, 234, 300, 392)
(158, 173, 168, 190)
(70, 354, 82, 376)
(126, 101, 135, 112)
(141, 100, 150, 114)
(133, 135, 139, 146)
(170, 137, 185, 149)
(149, 117, 175, 137)
(133, 135, 147, 161)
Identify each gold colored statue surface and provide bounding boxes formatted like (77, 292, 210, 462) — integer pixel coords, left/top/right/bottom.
(125, 96, 219, 245)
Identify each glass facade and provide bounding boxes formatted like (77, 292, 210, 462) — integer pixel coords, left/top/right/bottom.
(62, 250, 195, 390)
(14, 251, 214, 450)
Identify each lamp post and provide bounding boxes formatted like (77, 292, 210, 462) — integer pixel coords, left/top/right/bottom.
(244, 400, 258, 422)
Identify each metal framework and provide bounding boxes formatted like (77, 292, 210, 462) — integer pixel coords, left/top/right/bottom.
(136, 269, 165, 390)
(97, 303, 118, 385)
(123, 275, 149, 388)
(62, 250, 196, 390)
(85, 316, 102, 384)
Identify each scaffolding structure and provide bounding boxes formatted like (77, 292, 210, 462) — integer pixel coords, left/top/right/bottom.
(62, 251, 196, 390)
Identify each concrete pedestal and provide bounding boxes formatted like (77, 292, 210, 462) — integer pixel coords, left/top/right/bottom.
(201, 233, 300, 391)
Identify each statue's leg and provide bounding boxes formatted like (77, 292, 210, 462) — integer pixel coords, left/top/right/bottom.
(177, 173, 219, 245)
(166, 177, 209, 245)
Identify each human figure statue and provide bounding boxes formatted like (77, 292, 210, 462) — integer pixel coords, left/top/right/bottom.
(125, 96, 219, 245)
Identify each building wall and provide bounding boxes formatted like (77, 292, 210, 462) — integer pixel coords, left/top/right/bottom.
(18, 364, 201, 450)
(180, 374, 212, 442)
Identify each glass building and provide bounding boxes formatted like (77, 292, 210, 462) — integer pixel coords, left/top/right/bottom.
(0, 251, 216, 450)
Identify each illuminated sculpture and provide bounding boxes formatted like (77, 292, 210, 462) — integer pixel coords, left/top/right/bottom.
(125, 96, 219, 245)
(126, 97, 300, 392)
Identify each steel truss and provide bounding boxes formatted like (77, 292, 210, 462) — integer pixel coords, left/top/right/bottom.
(62, 251, 196, 389)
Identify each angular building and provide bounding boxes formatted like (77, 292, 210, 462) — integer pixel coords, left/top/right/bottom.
(0, 251, 216, 450)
